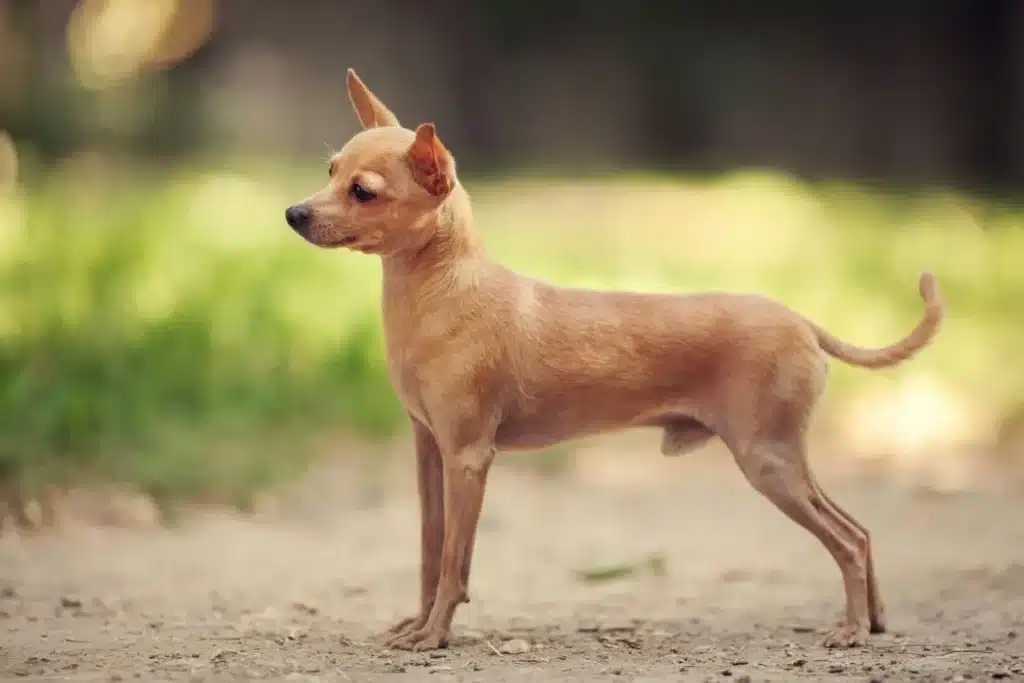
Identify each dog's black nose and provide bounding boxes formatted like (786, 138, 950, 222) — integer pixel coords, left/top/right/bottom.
(285, 204, 311, 231)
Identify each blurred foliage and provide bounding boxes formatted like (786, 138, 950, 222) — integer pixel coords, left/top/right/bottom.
(0, 1, 1019, 515)
(0, 0, 211, 167)
(0, 157, 401, 507)
(0, 157, 1020, 506)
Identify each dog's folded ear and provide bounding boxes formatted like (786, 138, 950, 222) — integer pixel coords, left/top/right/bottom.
(346, 69, 401, 129)
(407, 123, 455, 197)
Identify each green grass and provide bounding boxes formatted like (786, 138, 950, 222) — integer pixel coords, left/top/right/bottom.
(1, 157, 1020, 506)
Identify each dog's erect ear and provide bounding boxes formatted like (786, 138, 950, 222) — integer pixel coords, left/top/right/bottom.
(407, 123, 455, 197)
(346, 68, 401, 129)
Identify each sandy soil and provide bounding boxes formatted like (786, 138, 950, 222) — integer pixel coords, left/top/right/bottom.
(1, 438, 1023, 682)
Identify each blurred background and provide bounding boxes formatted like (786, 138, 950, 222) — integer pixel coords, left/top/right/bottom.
(1, 0, 1022, 518)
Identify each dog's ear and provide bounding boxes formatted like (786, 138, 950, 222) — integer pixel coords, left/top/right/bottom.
(407, 123, 455, 197)
(346, 68, 401, 129)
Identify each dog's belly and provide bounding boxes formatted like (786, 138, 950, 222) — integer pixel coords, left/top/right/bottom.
(494, 418, 600, 451)
(494, 399, 693, 451)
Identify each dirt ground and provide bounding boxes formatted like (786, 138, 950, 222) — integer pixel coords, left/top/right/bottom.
(2, 436, 1023, 682)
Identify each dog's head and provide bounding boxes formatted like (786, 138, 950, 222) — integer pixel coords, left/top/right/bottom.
(284, 70, 457, 255)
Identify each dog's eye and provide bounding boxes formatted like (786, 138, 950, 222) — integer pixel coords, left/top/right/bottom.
(350, 182, 376, 203)
(328, 161, 335, 177)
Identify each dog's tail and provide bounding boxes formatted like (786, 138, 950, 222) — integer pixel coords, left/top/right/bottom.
(806, 271, 945, 369)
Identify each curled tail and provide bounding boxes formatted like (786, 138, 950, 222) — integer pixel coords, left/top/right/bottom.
(806, 272, 945, 369)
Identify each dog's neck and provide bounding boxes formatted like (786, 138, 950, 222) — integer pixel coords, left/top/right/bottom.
(381, 185, 486, 294)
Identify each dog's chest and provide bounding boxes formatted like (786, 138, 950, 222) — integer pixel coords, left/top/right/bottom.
(382, 299, 506, 427)
(384, 344, 428, 421)
(381, 311, 466, 421)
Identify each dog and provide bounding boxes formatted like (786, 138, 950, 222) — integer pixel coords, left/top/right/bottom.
(284, 69, 945, 652)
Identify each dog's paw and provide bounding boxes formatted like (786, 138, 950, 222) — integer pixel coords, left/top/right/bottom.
(869, 606, 887, 634)
(384, 615, 425, 636)
(822, 621, 868, 648)
(387, 625, 449, 652)
(836, 606, 886, 636)
(381, 614, 428, 644)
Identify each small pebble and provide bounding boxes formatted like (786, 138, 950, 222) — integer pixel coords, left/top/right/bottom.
(291, 602, 319, 616)
(498, 638, 531, 655)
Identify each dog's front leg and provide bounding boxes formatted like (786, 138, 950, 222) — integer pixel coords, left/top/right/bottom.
(388, 438, 496, 651)
(383, 418, 444, 641)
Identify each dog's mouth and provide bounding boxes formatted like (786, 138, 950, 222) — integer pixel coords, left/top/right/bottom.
(302, 233, 358, 249)
(323, 236, 357, 248)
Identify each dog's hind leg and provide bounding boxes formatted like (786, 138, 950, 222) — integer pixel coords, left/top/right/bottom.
(807, 473, 885, 633)
(731, 435, 871, 648)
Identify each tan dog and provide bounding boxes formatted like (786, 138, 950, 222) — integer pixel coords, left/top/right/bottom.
(284, 69, 945, 652)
